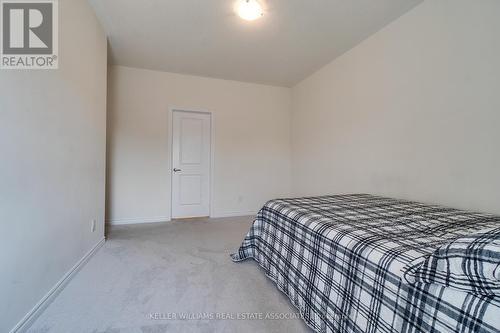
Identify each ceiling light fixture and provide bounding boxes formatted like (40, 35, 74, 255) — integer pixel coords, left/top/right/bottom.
(236, 0, 263, 21)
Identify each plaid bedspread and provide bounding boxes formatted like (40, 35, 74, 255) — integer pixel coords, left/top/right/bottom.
(231, 194, 500, 333)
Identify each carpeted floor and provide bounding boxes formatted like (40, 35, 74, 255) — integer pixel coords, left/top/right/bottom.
(28, 216, 312, 333)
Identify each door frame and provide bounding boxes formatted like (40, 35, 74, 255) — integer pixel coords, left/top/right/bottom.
(168, 107, 215, 220)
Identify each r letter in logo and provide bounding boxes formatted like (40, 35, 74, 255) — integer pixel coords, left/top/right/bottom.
(1, 0, 58, 69)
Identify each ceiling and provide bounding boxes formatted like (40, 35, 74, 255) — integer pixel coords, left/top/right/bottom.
(89, 0, 423, 87)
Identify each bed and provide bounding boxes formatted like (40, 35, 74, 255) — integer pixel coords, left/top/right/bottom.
(231, 194, 500, 333)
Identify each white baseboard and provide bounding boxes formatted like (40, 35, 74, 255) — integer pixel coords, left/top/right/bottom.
(10, 237, 106, 333)
(106, 216, 171, 225)
(107, 213, 254, 225)
(210, 211, 256, 218)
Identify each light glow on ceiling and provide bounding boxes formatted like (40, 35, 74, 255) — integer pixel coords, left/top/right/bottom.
(236, 0, 263, 21)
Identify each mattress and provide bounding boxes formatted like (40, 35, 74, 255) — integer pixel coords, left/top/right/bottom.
(231, 194, 500, 333)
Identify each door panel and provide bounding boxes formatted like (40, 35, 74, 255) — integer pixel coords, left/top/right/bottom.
(180, 118, 203, 164)
(172, 111, 211, 218)
(179, 175, 202, 205)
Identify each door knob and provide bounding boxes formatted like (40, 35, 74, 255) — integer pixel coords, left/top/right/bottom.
(173, 168, 182, 172)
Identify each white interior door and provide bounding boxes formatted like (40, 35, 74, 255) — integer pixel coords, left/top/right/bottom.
(171, 110, 211, 218)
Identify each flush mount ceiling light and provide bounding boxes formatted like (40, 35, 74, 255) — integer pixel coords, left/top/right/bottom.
(236, 0, 263, 21)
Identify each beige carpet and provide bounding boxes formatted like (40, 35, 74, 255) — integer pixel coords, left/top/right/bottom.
(28, 216, 311, 333)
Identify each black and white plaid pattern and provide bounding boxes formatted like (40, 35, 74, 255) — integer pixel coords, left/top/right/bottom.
(404, 226, 500, 296)
(231, 194, 500, 333)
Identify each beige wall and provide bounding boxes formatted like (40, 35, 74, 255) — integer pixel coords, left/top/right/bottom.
(107, 66, 291, 223)
(291, 0, 500, 214)
(0, 0, 107, 331)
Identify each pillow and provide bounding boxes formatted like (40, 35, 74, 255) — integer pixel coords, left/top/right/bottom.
(403, 226, 500, 296)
